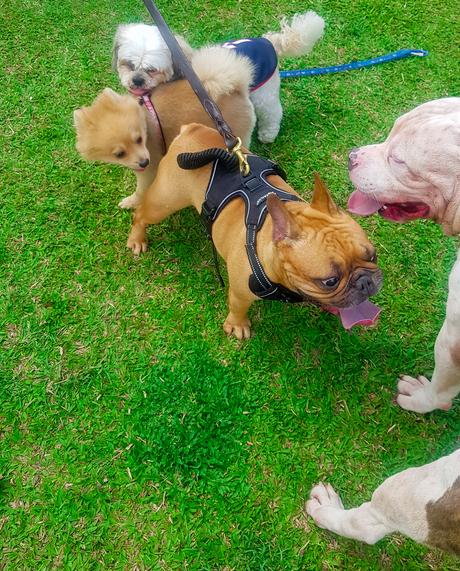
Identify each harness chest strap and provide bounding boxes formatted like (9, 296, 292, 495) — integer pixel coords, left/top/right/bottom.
(201, 154, 305, 303)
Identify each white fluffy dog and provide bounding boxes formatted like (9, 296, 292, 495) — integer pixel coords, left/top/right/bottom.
(113, 12, 325, 143)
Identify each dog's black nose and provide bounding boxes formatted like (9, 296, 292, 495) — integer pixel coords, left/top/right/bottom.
(132, 74, 145, 87)
(354, 272, 378, 296)
(348, 147, 360, 171)
(138, 158, 149, 168)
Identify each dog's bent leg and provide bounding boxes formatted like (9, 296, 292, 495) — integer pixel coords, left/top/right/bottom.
(397, 253, 460, 412)
(251, 73, 283, 144)
(223, 287, 255, 340)
(119, 165, 159, 209)
(306, 483, 391, 544)
(127, 172, 191, 255)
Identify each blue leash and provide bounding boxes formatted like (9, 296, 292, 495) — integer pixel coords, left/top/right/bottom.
(279, 49, 428, 78)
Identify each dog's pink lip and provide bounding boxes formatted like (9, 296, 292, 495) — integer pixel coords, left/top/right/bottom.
(129, 87, 150, 96)
(134, 167, 146, 172)
(348, 190, 430, 222)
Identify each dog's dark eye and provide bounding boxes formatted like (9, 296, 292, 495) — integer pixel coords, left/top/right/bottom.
(369, 253, 377, 263)
(136, 136, 142, 145)
(114, 150, 126, 159)
(321, 276, 339, 289)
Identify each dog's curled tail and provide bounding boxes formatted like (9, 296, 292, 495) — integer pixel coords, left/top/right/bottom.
(190, 46, 254, 100)
(264, 11, 325, 58)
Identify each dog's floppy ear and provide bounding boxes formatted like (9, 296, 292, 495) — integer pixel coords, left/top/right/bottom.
(112, 25, 124, 70)
(311, 173, 339, 215)
(267, 193, 299, 242)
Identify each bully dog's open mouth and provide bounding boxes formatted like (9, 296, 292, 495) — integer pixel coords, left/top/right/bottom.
(348, 189, 430, 222)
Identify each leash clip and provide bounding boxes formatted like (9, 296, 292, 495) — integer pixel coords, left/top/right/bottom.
(229, 137, 250, 176)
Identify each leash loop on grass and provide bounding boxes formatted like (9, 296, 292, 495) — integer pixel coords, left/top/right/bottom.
(279, 49, 428, 78)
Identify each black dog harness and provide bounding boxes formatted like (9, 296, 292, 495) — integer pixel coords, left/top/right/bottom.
(178, 151, 305, 303)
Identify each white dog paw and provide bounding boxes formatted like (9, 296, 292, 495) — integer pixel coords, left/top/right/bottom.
(305, 483, 344, 527)
(257, 130, 279, 144)
(118, 195, 140, 209)
(396, 375, 452, 413)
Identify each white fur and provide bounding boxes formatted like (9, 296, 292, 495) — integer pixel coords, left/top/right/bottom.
(113, 12, 324, 143)
(306, 450, 460, 547)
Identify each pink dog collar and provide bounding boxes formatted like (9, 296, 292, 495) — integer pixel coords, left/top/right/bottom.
(142, 94, 166, 156)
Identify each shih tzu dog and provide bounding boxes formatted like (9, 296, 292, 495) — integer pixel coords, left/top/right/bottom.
(113, 12, 325, 143)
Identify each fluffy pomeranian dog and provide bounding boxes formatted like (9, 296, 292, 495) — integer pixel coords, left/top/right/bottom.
(113, 12, 325, 143)
(74, 47, 255, 209)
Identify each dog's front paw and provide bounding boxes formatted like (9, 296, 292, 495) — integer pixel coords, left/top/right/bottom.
(118, 194, 140, 209)
(306, 483, 344, 527)
(396, 375, 452, 413)
(223, 318, 251, 340)
(127, 233, 148, 256)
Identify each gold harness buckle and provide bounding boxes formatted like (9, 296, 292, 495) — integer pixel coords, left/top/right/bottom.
(229, 137, 250, 176)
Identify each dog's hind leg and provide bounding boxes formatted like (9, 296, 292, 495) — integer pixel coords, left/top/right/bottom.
(251, 73, 283, 143)
(397, 253, 460, 412)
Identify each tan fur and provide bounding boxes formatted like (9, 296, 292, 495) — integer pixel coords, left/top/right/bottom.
(127, 123, 382, 339)
(74, 58, 255, 209)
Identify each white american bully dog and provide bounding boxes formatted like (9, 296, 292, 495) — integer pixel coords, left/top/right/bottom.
(348, 97, 460, 414)
(306, 98, 460, 555)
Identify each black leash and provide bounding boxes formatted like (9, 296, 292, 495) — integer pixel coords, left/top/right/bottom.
(142, 0, 249, 174)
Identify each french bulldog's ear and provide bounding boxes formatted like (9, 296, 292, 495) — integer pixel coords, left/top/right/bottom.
(311, 173, 339, 215)
(267, 193, 299, 242)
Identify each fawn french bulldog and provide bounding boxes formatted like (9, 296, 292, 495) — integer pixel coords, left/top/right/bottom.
(127, 123, 383, 338)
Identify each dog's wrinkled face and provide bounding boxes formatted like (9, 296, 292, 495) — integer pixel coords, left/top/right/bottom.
(347, 97, 460, 234)
(73, 88, 150, 172)
(267, 175, 383, 309)
(113, 23, 189, 96)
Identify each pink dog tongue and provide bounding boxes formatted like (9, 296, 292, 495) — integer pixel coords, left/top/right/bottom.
(348, 190, 382, 215)
(325, 300, 381, 329)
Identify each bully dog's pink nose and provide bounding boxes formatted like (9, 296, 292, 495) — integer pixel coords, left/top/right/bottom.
(348, 148, 360, 171)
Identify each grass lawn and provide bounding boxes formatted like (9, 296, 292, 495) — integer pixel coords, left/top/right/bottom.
(1, 0, 459, 568)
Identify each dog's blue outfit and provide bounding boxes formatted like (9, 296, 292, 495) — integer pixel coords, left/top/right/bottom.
(222, 38, 278, 92)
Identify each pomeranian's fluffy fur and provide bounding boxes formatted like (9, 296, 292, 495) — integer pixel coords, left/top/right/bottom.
(113, 12, 325, 143)
(74, 47, 255, 208)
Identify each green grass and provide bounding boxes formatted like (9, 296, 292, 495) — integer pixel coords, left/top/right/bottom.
(1, 0, 459, 569)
